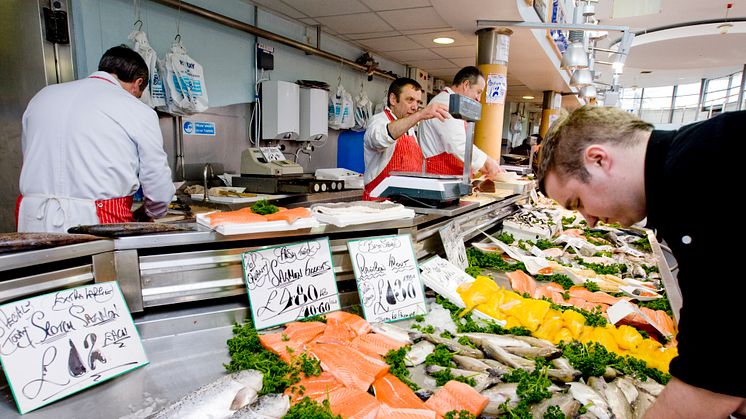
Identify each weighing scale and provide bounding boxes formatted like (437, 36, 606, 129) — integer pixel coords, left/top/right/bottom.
(232, 147, 343, 194)
(370, 94, 482, 210)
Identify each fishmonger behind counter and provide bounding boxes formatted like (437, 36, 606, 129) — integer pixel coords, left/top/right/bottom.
(17, 45, 174, 233)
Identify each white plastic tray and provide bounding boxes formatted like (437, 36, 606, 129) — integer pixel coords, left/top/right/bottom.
(312, 208, 414, 227)
(196, 212, 319, 235)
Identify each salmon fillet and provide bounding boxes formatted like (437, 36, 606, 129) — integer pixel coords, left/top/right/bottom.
(284, 371, 343, 403)
(207, 208, 268, 226)
(325, 386, 381, 419)
(352, 333, 407, 358)
(424, 380, 489, 417)
(372, 373, 428, 410)
(325, 311, 372, 337)
(376, 405, 437, 419)
(258, 321, 327, 362)
(506, 270, 537, 296)
(308, 342, 389, 391)
(264, 207, 312, 224)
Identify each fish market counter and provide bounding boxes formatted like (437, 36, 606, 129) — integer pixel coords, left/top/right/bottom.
(105, 195, 524, 313)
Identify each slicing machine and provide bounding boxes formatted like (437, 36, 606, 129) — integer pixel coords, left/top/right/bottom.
(370, 94, 482, 207)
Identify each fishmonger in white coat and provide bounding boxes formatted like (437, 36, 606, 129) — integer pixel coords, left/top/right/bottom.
(17, 45, 174, 233)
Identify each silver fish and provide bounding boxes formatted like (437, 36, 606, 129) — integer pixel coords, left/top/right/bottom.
(568, 382, 611, 419)
(503, 345, 561, 359)
(459, 333, 532, 349)
(547, 368, 581, 382)
(370, 322, 412, 344)
(419, 333, 484, 359)
(603, 366, 619, 380)
(481, 359, 511, 376)
(424, 365, 499, 392)
(633, 390, 657, 418)
(530, 393, 580, 418)
(405, 340, 435, 367)
(452, 354, 495, 373)
(631, 378, 664, 397)
(149, 370, 264, 419)
(481, 383, 519, 415)
(588, 376, 610, 396)
(605, 381, 634, 419)
(512, 335, 556, 349)
(229, 394, 289, 419)
(481, 341, 535, 370)
(614, 377, 640, 404)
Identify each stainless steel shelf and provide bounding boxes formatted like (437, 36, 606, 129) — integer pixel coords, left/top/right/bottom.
(0, 240, 114, 272)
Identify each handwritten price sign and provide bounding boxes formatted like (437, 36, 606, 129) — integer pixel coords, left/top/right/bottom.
(0, 283, 147, 414)
(347, 235, 427, 323)
(242, 238, 341, 330)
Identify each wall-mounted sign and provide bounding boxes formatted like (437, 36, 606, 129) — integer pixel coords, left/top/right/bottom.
(0, 283, 148, 414)
(486, 74, 507, 105)
(183, 121, 216, 136)
(242, 238, 340, 330)
(347, 235, 427, 323)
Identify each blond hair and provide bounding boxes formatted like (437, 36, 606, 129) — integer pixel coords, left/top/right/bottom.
(537, 106, 653, 193)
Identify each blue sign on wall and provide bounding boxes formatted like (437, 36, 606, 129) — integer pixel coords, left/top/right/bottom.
(183, 121, 216, 136)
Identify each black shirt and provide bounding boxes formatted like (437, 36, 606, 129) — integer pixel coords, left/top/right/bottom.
(645, 110, 746, 397)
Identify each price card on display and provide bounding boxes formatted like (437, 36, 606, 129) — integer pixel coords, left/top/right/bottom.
(0, 283, 148, 415)
(347, 235, 427, 323)
(438, 221, 468, 270)
(242, 238, 340, 330)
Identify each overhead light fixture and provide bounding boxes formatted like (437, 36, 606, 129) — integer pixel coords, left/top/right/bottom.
(561, 41, 589, 70)
(570, 68, 594, 86)
(612, 60, 624, 74)
(718, 3, 734, 34)
(579, 85, 597, 99)
(433, 37, 454, 44)
(522, 95, 535, 100)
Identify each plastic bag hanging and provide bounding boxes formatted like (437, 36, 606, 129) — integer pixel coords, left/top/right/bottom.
(353, 88, 372, 131)
(161, 37, 209, 115)
(128, 27, 167, 109)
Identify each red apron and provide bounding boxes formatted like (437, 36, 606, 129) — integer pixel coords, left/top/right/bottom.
(426, 120, 468, 176)
(362, 109, 424, 201)
(16, 194, 135, 227)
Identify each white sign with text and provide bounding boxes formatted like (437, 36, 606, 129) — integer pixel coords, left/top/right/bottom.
(242, 238, 340, 330)
(439, 221, 468, 270)
(347, 235, 427, 323)
(0, 283, 148, 414)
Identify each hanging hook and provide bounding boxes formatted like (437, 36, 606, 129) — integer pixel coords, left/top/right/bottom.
(133, 19, 143, 31)
(174, 33, 181, 42)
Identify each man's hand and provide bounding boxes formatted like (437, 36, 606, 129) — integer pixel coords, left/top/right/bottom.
(417, 102, 450, 122)
(480, 157, 506, 179)
(132, 205, 154, 222)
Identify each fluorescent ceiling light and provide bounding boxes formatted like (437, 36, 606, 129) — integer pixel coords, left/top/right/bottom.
(522, 95, 535, 100)
(433, 37, 454, 45)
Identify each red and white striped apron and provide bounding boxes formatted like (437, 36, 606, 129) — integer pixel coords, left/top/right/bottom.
(16, 194, 135, 228)
(362, 109, 425, 201)
(426, 120, 468, 176)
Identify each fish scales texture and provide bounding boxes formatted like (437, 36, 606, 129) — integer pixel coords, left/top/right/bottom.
(67, 222, 188, 237)
(0, 232, 101, 253)
(229, 394, 289, 419)
(148, 370, 263, 419)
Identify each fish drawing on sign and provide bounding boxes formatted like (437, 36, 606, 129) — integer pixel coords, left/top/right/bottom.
(68, 339, 87, 378)
(84, 333, 106, 370)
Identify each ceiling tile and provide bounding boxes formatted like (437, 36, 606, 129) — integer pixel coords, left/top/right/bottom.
(377, 7, 448, 31)
(282, 0, 369, 17)
(433, 45, 476, 59)
(383, 48, 443, 62)
(406, 31, 476, 48)
(315, 13, 392, 34)
(400, 28, 451, 35)
(448, 57, 476, 67)
(345, 31, 398, 40)
(359, 0, 431, 11)
(298, 17, 320, 25)
(356, 36, 423, 52)
(250, 0, 307, 19)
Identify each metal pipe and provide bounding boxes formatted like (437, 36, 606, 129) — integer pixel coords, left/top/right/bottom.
(151, 0, 395, 80)
(697, 78, 707, 120)
(668, 85, 677, 123)
(738, 63, 746, 111)
(477, 20, 629, 32)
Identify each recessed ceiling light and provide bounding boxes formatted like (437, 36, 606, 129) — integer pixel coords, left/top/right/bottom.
(522, 95, 535, 100)
(433, 37, 454, 45)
